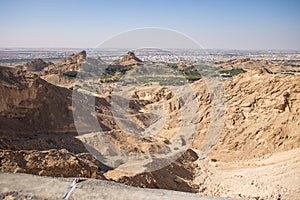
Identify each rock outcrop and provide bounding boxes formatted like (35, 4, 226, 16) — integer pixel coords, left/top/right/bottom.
(1, 54, 300, 199)
(0, 149, 104, 178)
(19, 58, 53, 72)
(216, 57, 300, 73)
(190, 67, 300, 162)
(0, 66, 112, 137)
(0, 66, 75, 136)
(113, 51, 143, 66)
(41, 50, 108, 88)
(105, 149, 199, 193)
(42, 50, 87, 75)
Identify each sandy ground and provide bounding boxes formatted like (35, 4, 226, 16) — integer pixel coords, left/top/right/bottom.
(193, 148, 300, 199)
(0, 172, 237, 200)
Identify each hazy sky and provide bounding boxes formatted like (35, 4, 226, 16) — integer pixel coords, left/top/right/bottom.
(0, 0, 300, 50)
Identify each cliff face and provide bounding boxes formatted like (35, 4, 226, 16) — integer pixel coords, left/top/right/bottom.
(208, 68, 300, 161)
(0, 67, 37, 114)
(0, 67, 115, 137)
(0, 66, 75, 136)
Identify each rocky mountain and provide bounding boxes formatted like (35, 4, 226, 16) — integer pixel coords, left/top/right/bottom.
(39, 50, 87, 88)
(0, 53, 300, 199)
(100, 67, 300, 198)
(18, 58, 54, 72)
(105, 51, 143, 76)
(112, 51, 143, 66)
(0, 66, 115, 138)
(17, 51, 144, 88)
(42, 50, 109, 88)
(216, 57, 300, 73)
(42, 50, 87, 75)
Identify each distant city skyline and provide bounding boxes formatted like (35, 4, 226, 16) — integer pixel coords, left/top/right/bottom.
(0, 0, 300, 50)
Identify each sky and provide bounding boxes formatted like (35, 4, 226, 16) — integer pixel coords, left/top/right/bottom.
(0, 0, 300, 50)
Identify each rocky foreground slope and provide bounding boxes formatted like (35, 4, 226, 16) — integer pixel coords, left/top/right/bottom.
(0, 173, 234, 200)
(0, 52, 300, 199)
(208, 68, 300, 161)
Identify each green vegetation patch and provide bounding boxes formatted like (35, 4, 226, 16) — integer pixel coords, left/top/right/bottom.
(62, 71, 77, 79)
(98, 74, 120, 83)
(184, 70, 202, 82)
(219, 68, 246, 76)
(163, 139, 171, 145)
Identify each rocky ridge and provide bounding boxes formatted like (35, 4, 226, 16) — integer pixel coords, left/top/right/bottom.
(0, 51, 300, 199)
(114, 51, 143, 66)
(216, 57, 300, 73)
(18, 58, 53, 72)
(41, 50, 86, 75)
(208, 67, 300, 162)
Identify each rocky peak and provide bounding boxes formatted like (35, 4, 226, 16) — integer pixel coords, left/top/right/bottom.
(115, 51, 143, 66)
(40, 50, 87, 76)
(65, 50, 87, 64)
(21, 58, 53, 72)
(122, 51, 142, 62)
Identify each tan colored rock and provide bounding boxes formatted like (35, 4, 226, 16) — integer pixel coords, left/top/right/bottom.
(204, 68, 300, 162)
(0, 149, 103, 179)
(19, 58, 53, 72)
(114, 51, 143, 66)
(105, 149, 199, 193)
(1, 57, 300, 199)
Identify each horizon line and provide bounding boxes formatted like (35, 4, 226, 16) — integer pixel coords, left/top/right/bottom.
(0, 47, 300, 52)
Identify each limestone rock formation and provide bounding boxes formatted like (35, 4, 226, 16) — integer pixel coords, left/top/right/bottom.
(191, 67, 300, 162)
(19, 58, 54, 72)
(1, 54, 300, 199)
(216, 57, 300, 73)
(0, 66, 75, 136)
(0, 149, 104, 178)
(42, 50, 87, 75)
(105, 149, 199, 193)
(41, 50, 108, 88)
(113, 51, 143, 66)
